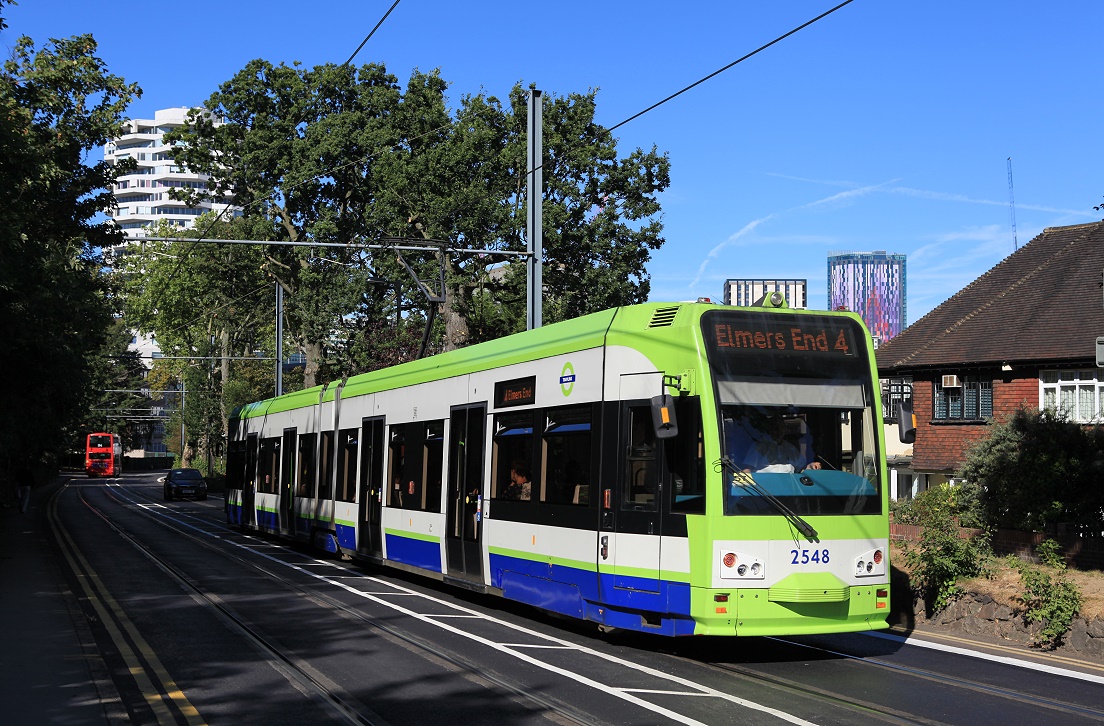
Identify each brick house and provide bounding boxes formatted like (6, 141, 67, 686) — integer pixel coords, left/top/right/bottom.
(875, 221, 1104, 498)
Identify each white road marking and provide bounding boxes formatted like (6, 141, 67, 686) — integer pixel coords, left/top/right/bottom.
(862, 630, 1104, 684)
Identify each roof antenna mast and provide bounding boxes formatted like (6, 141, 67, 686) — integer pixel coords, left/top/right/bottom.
(1007, 157, 1018, 252)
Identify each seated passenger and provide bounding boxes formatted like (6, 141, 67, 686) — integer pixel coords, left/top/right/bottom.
(500, 460, 532, 501)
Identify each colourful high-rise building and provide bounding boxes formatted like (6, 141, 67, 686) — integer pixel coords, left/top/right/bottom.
(827, 251, 906, 346)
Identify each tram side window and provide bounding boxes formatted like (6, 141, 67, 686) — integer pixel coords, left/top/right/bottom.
(388, 426, 407, 507)
(281, 428, 297, 495)
(668, 397, 705, 514)
(259, 437, 279, 493)
(336, 428, 358, 503)
(318, 431, 333, 500)
(297, 434, 316, 497)
(245, 435, 259, 490)
(423, 421, 444, 513)
(386, 421, 444, 511)
(492, 411, 538, 501)
(226, 441, 245, 490)
(625, 406, 658, 511)
(541, 405, 593, 506)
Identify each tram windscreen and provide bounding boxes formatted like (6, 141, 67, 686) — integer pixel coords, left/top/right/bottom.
(701, 310, 882, 517)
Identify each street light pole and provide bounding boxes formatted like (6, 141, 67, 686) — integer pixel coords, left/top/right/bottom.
(178, 380, 185, 467)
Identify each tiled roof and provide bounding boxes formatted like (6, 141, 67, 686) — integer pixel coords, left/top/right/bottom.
(877, 221, 1104, 371)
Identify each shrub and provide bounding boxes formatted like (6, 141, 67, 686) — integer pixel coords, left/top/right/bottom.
(1035, 537, 1064, 568)
(892, 481, 986, 529)
(958, 407, 1104, 533)
(902, 510, 991, 614)
(1013, 539, 1083, 649)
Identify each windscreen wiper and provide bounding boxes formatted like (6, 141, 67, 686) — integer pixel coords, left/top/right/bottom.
(718, 457, 819, 542)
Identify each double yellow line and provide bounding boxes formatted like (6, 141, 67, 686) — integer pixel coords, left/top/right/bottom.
(48, 481, 206, 725)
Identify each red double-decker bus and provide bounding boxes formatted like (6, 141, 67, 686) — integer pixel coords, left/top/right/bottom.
(85, 433, 121, 477)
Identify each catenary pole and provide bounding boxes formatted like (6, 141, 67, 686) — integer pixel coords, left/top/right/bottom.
(527, 90, 543, 330)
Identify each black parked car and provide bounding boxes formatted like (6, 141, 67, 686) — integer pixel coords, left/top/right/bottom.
(163, 468, 208, 501)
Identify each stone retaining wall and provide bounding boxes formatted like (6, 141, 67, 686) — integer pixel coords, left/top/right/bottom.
(904, 591, 1104, 661)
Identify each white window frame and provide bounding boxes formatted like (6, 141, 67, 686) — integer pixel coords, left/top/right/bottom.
(1039, 369, 1103, 423)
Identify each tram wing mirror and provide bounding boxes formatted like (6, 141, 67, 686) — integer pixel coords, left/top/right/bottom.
(898, 399, 916, 444)
(650, 394, 679, 439)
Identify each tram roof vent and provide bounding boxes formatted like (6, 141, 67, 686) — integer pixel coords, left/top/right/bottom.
(648, 306, 680, 328)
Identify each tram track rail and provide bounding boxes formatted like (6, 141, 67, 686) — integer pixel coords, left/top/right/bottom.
(764, 636, 1104, 721)
(651, 626, 1104, 726)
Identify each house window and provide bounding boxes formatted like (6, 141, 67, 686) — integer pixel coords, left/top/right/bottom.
(934, 375, 992, 421)
(881, 377, 912, 422)
(1040, 370, 1103, 423)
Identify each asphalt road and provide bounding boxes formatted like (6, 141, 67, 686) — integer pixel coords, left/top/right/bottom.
(40, 471, 1104, 725)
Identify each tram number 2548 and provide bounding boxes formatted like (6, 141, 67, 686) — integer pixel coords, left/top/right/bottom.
(790, 548, 830, 565)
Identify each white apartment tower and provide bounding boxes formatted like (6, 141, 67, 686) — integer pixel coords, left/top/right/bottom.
(723, 278, 808, 309)
(105, 107, 233, 234)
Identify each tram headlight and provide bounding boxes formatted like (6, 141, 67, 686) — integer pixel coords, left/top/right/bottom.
(719, 549, 765, 580)
(854, 547, 887, 578)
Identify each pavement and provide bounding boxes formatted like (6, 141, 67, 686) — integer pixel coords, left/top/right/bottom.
(0, 475, 123, 725)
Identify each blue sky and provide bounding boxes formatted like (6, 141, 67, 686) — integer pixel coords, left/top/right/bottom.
(6, 1, 1103, 325)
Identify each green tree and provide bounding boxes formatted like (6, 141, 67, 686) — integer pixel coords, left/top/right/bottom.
(0, 13, 141, 473)
(163, 61, 670, 381)
(164, 60, 405, 387)
(511, 85, 670, 323)
(78, 319, 154, 455)
(958, 406, 1104, 533)
(121, 215, 277, 464)
(367, 83, 672, 345)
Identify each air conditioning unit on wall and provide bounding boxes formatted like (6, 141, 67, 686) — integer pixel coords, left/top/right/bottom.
(941, 375, 962, 388)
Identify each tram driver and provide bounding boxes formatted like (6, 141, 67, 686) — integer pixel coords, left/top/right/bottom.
(734, 410, 821, 473)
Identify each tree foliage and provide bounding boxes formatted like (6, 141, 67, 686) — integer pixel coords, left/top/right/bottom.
(891, 479, 986, 529)
(0, 13, 141, 473)
(121, 215, 277, 465)
(80, 320, 154, 454)
(161, 59, 669, 387)
(958, 407, 1104, 533)
(164, 60, 419, 387)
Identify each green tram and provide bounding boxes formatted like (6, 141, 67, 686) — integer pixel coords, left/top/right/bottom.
(226, 297, 892, 636)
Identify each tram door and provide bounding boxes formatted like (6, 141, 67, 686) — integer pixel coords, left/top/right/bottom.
(279, 428, 296, 533)
(603, 374, 664, 592)
(445, 404, 486, 582)
(357, 417, 385, 559)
